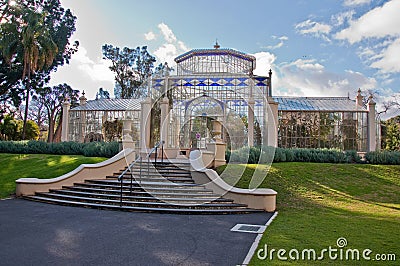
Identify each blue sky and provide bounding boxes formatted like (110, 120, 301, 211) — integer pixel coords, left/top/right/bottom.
(51, 0, 400, 118)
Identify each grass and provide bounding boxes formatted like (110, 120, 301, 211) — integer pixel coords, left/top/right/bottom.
(216, 163, 400, 265)
(0, 153, 107, 199)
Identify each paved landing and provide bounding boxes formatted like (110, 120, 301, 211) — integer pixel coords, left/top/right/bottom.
(0, 199, 273, 266)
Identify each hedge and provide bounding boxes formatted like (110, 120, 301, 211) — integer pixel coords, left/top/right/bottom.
(226, 146, 399, 165)
(0, 140, 120, 158)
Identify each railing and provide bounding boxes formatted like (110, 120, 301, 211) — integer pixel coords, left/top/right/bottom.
(117, 141, 164, 207)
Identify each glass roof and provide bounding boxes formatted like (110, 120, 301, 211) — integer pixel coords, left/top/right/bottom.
(71, 99, 141, 111)
(274, 97, 367, 112)
(175, 48, 256, 75)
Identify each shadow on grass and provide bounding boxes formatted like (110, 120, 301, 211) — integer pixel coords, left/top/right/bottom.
(216, 163, 400, 265)
(0, 153, 106, 198)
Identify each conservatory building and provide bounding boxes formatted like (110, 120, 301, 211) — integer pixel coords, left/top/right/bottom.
(61, 44, 379, 161)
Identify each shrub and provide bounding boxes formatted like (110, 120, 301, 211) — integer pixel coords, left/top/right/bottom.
(365, 151, 400, 165)
(0, 140, 120, 158)
(225, 146, 380, 164)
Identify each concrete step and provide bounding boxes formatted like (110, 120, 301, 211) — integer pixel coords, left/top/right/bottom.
(61, 186, 223, 198)
(73, 182, 215, 194)
(49, 189, 233, 203)
(24, 195, 262, 214)
(86, 179, 202, 188)
(32, 192, 249, 209)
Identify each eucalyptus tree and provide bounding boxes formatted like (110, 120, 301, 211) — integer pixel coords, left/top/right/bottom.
(102, 45, 156, 99)
(34, 83, 79, 143)
(0, 0, 78, 138)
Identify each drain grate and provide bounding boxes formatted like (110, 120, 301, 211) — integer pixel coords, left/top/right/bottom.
(230, 224, 266, 234)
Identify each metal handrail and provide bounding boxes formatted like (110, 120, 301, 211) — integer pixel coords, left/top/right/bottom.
(146, 141, 164, 168)
(117, 141, 165, 207)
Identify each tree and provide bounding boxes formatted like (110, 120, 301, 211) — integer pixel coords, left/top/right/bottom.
(103, 119, 122, 142)
(0, 114, 39, 140)
(0, 0, 78, 136)
(102, 44, 156, 99)
(381, 116, 400, 151)
(27, 97, 47, 130)
(0, 115, 21, 140)
(96, 87, 110, 99)
(34, 83, 79, 142)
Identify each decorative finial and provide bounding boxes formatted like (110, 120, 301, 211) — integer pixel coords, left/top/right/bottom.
(214, 39, 220, 49)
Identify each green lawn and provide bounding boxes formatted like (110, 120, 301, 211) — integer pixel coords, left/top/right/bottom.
(216, 163, 400, 265)
(0, 153, 107, 198)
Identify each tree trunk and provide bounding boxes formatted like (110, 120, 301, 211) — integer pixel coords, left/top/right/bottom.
(53, 111, 62, 143)
(21, 78, 30, 140)
(47, 112, 55, 143)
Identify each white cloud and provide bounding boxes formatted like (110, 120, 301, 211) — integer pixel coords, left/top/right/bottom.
(252, 52, 276, 76)
(152, 23, 189, 66)
(49, 45, 114, 99)
(154, 43, 178, 65)
(290, 59, 325, 72)
(74, 46, 114, 82)
(335, 0, 400, 44)
(264, 36, 289, 50)
(273, 58, 377, 97)
(158, 23, 177, 43)
(332, 10, 355, 27)
(144, 31, 156, 41)
(370, 37, 400, 73)
(295, 19, 332, 36)
(343, 0, 371, 7)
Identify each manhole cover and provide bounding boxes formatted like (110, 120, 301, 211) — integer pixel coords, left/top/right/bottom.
(230, 224, 266, 234)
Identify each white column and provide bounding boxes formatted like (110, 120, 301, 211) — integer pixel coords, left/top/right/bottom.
(267, 97, 279, 147)
(140, 97, 152, 152)
(160, 97, 169, 146)
(367, 96, 377, 152)
(356, 88, 363, 107)
(248, 98, 255, 146)
(61, 100, 71, 142)
(122, 118, 135, 151)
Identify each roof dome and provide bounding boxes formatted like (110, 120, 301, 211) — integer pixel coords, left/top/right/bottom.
(175, 45, 256, 75)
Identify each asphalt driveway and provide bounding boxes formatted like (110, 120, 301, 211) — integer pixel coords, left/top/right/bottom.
(0, 199, 273, 266)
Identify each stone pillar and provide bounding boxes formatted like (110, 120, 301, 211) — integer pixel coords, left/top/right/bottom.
(61, 99, 71, 142)
(367, 95, 377, 152)
(122, 118, 135, 152)
(206, 120, 226, 167)
(140, 97, 152, 152)
(79, 91, 87, 106)
(248, 98, 255, 146)
(266, 97, 279, 147)
(160, 97, 169, 146)
(356, 88, 363, 107)
(268, 69, 273, 97)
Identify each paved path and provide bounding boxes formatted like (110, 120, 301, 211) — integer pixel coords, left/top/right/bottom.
(0, 199, 273, 266)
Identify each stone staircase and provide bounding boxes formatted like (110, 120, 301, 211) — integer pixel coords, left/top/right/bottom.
(23, 160, 262, 214)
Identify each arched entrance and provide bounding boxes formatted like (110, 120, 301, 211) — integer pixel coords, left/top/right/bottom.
(179, 95, 225, 150)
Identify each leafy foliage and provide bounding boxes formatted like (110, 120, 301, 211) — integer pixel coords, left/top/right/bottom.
(0, 140, 120, 158)
(102, 44, 156, 99)
(227, 146, 399, 164)
(33, 83, 79, 142)
(0, 115, 39, 140)
(381, 115, 400, 151)
(96, 87, 110, 99)
(365, 151, 400, 165)
(226, 146, 369, 164)
(0, 0, 78, 132)
(103, 119, 123, 142)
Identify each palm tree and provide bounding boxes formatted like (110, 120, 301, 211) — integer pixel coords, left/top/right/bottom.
(20, 9, 58, 139)
(1, 6, 58, 139)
